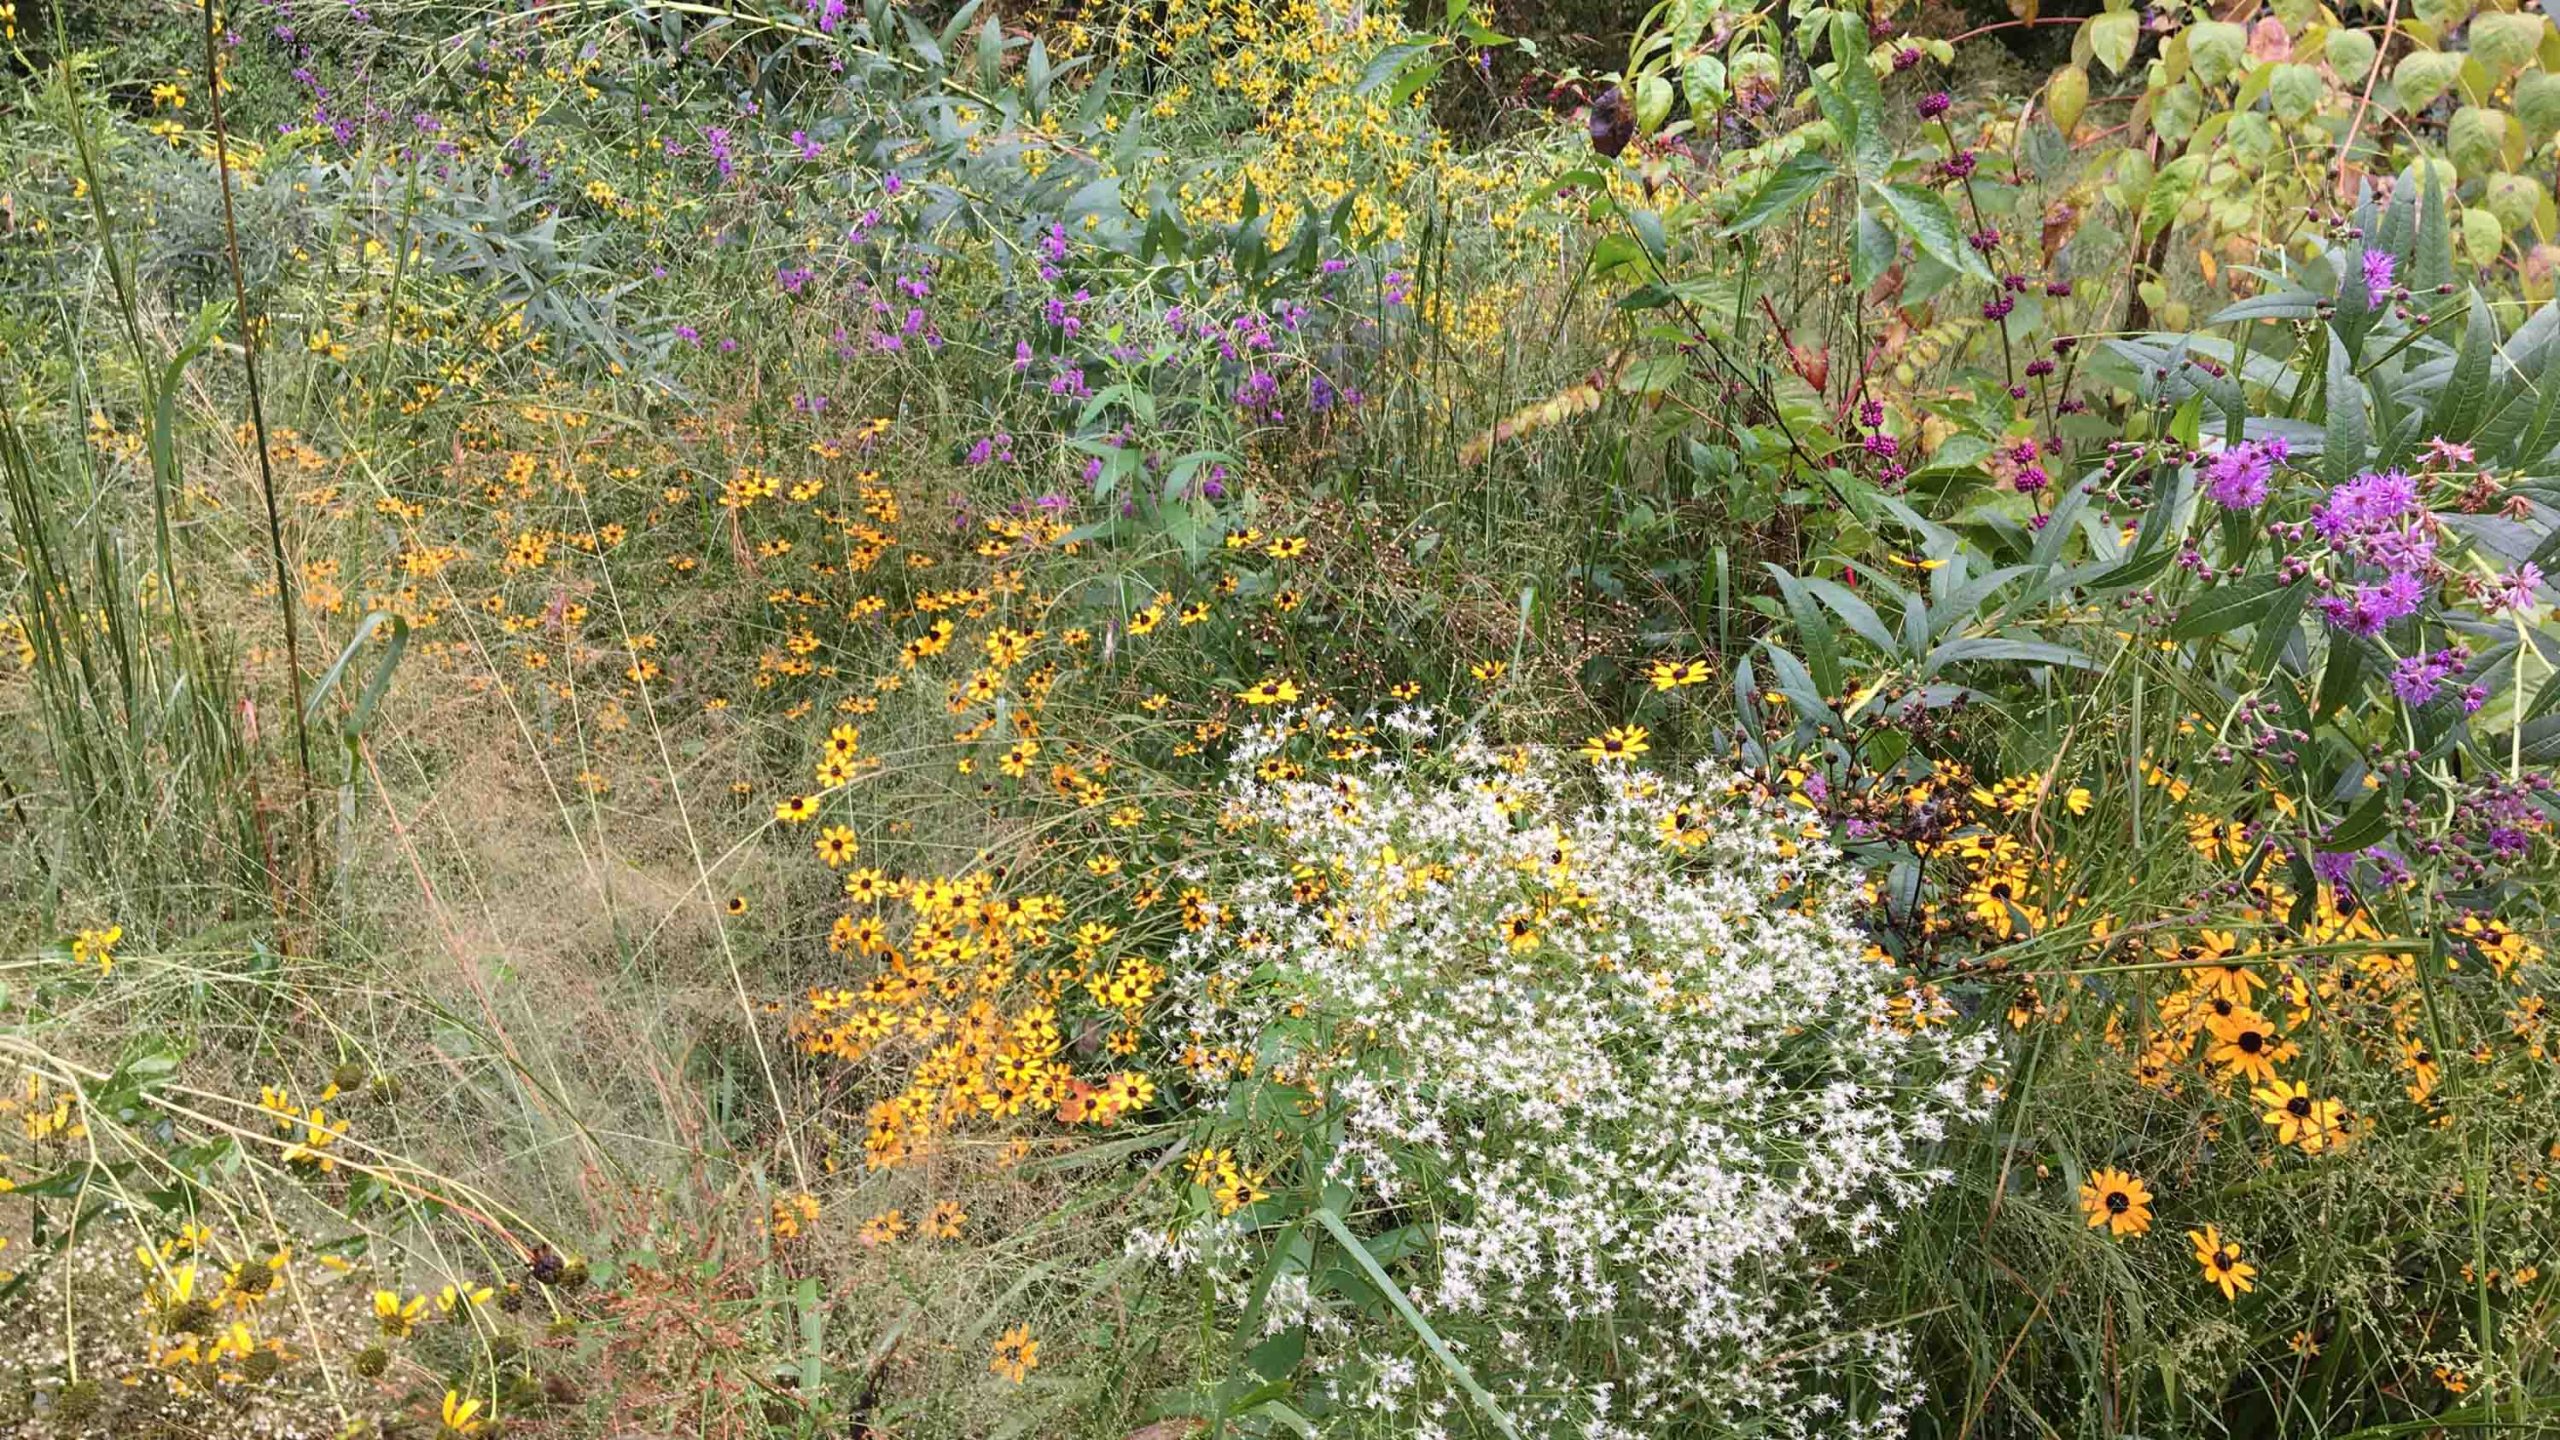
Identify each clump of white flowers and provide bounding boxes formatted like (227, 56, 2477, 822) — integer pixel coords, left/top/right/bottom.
(1151, 709, 1997, 1439)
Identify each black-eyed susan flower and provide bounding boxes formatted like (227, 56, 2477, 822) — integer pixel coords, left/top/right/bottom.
(2188, 1226, 2257, 1301)
(1647, 658, 1710, 690)
(1579, 725, 1650, 764)
(989, 1323, 1039, 1383)
(2078, 1167, 2154, 1238)
(1237, 676, 1300, 706)
(2205, 1008, 2294, 1086)
(2255, 1079, 2347, 1153)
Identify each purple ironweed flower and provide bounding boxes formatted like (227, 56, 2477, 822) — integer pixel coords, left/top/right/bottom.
(2361, 250, 2395, 308)
(2390, 648, 2462, 706)
(2201, 436, 2287, 510)
(2484, 562, 2543, 616)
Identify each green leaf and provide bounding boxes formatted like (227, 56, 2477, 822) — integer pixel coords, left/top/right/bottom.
(2167, 575, 2288, 640)
(2324, 787, 2393, 851)
(1877, 182, 1989, 281)
(1312, 1209, 1522, 1440)
(1767, 566, 1844, 698)
(1723, 154, 1837, 236)
(2243, 579, 2311, 676)
(2326, 326, 2370, 486)
(2209, 292, 2324, 325)
(1924, 636, 2097, 674)
(2422, 290, 2501, 442)
(1828, 15, 1892, 176)
(2186, 19, 2249, 85)
(1852, 204, 1894, 290)
(2415, 163, 2455, 291)
(2088, 9, 2140, 74)
(1803, 576, 1899, 656)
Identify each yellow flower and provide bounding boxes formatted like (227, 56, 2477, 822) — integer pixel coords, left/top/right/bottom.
(440, 1389, 486, 1436)
(70, 925, 123, 975)
(989, 1323, 1040, 1383)
(374, 1289, 427, 1336)
(815, 826, 860, 867)
(775, 793, 819, 824)
(2077, 1167, 2153, 1238)
(1647, 658, 1710, 690)
(2188, 1226, 2257, 1302)
(1237, 676, 1301, 706)
(2255, 1079, 2348, 1153)
(1579, 726, 1650, 764)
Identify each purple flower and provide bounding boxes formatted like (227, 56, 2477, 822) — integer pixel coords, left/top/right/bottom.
(2201, 436, 2287, 510)
(2390, 649, 2462, 706)
(1917, 91, 1952, 118)
(2361, 250, 2395, 308)
(2485, 562, 2543, 616)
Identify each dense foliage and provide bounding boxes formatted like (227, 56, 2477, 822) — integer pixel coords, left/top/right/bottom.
(0, 0, 2554, 1436)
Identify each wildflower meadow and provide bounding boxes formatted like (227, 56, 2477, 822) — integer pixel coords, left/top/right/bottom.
(1, 0, 2557, 1435)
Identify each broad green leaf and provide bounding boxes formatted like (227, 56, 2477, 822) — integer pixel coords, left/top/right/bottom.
(2187, 20, 2249, 85)
(1878, 182, 1989, 280)
(2325, 26, 2377, 83)
(2268, 63, 2322, 122)
(1723, 154, 1838, 236)
(2088, 9, 2140, 74)
(2467, 10, 2546, 77)
(2392, 48, 2463, 109)
(1852, 205, 1894, 289)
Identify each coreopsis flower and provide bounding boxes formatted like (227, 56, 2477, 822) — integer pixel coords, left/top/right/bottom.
(2078, 1167, 2154, 1238)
